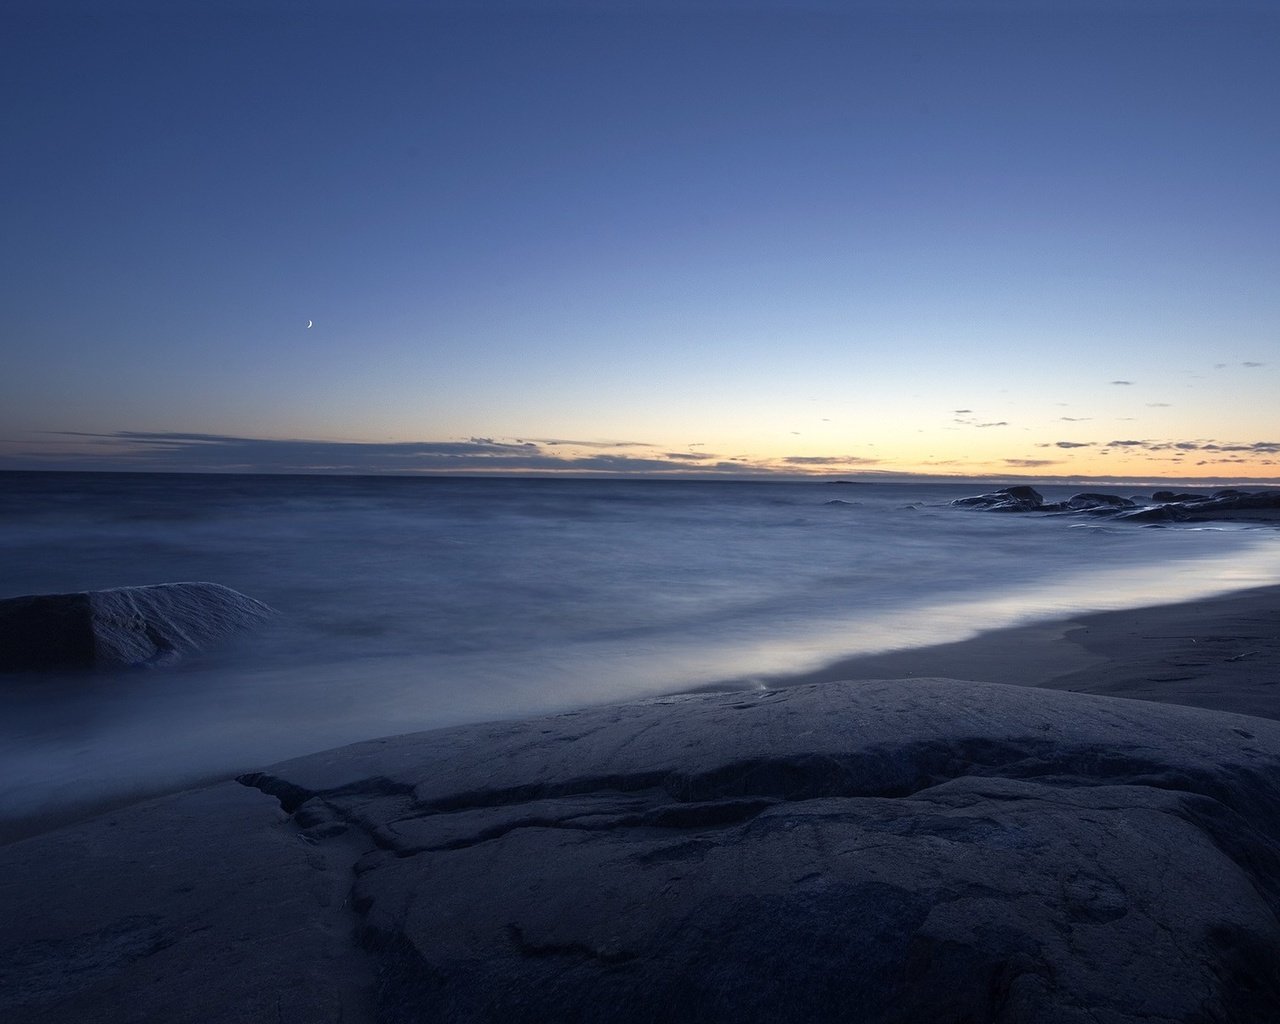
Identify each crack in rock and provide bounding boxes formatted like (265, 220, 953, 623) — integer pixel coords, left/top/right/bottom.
(505, 923, 637, 965)
(229, 679, 1280, 1024)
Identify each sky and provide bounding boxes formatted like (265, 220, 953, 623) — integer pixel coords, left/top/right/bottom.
(2, 0, 1277, 481)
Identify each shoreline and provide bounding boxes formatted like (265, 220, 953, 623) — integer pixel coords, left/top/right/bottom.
(5, 586, 1280, 1020)
(3, 583, 1278, 847)
(740, 582, 1280, 721)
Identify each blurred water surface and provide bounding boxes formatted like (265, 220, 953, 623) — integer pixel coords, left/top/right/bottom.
(4, 471, 1280, 827)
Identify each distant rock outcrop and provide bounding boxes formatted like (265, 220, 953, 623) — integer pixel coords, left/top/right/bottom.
(1057, 491, 1136, 511)
(951, 485, 1045, 512)
(0, 582, 273, 672)
(953, 487, 1280, 523)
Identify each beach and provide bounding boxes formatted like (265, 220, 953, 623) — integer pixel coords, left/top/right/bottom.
(3, 581, 1280, 1023)
(11, 1, 1280, 1017)
(6, 472, 1280, 838)
(772, 582, 1280, 721)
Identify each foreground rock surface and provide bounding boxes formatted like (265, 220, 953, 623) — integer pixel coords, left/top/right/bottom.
(5, 678, 1280, 1023)
(0, 582, 273, 671)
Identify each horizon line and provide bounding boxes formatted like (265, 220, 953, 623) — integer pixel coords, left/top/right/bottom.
(2, 465, 1278, 490)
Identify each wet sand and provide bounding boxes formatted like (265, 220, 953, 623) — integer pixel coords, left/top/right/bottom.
(3, 583, 1278, 848)
(764, 583, 1280, 721)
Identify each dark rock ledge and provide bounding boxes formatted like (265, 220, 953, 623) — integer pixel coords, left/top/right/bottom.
(0, 582, 273, 672)
(5, 678, 1276, 1023)
(953, 485, 1280, 522)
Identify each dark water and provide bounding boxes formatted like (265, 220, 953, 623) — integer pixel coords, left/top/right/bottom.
(3, 471, 1279, 827)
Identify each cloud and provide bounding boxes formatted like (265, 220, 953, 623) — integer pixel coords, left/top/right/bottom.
(1054, 441, 1092, 449)
(1092, 437, 1280, 456)
(524, 437, 655, 448)
(975, 421, 1008, 428)
(1109, 380, 1135, 386)
(781, 456, 881, 466)
(1059, 417, 1091, 422)
(663, 452, 717, 461)
(1005, 459, 1059, 467)
(953, 409, 973, 414)
(1145, 403, 1171, 408)
(16, 431, 771, 476)
(1243, 361, 1266, 368)
(1199, 441, 1280, 454)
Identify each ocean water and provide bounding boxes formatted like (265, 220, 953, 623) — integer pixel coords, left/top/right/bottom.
(4, 470, 1280, 829)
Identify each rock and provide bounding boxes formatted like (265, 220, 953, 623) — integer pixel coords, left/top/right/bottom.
(1040, 492, 1137, 513)
(0, 582, 273, 672)
(0, 782, 374, 1024)
(1114, 504, 1190, 523)
(1060, 491, 1135, 510)
(222, 679, 1280, 1024)
(5, 678, 1280, 1021)
(1201, 490, 1280, 511)
(954, 487, 1280, 524)
(1169, 490, 1280, 522)
(951, 486, 1044, 512)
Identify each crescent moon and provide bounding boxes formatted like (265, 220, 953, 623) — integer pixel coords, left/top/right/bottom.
(306, 320, 313, 329)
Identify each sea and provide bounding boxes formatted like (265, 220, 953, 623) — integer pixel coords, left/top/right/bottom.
(4, 470, 1280, 833)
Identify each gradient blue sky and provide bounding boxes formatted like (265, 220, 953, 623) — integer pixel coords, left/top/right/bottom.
(3, 1, 1277, 480)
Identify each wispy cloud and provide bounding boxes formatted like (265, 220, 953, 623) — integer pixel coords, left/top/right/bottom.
(952, 412, 1008, 428)
(1005, 458, 1059, 468)
(9, 431, 774, 476)
(1109, 380, 1135, 386)
(781, 455, 881, 466)
(521, 437, 655, 449)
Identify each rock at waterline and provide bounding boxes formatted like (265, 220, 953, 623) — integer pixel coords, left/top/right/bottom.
(1057, 491, 1136, 511)
(0, 582, 273, 672)
(953, 486, 1280, 522)
(950, 485, 1045, 511)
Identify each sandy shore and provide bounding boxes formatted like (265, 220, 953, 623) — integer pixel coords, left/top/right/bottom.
(754, 583, 1280, 721)
(3, 584, 1278, 847)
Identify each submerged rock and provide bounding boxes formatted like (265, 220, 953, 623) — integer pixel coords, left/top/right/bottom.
(0, 582, 273, 672)
(1115, 504, 1191, 523)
